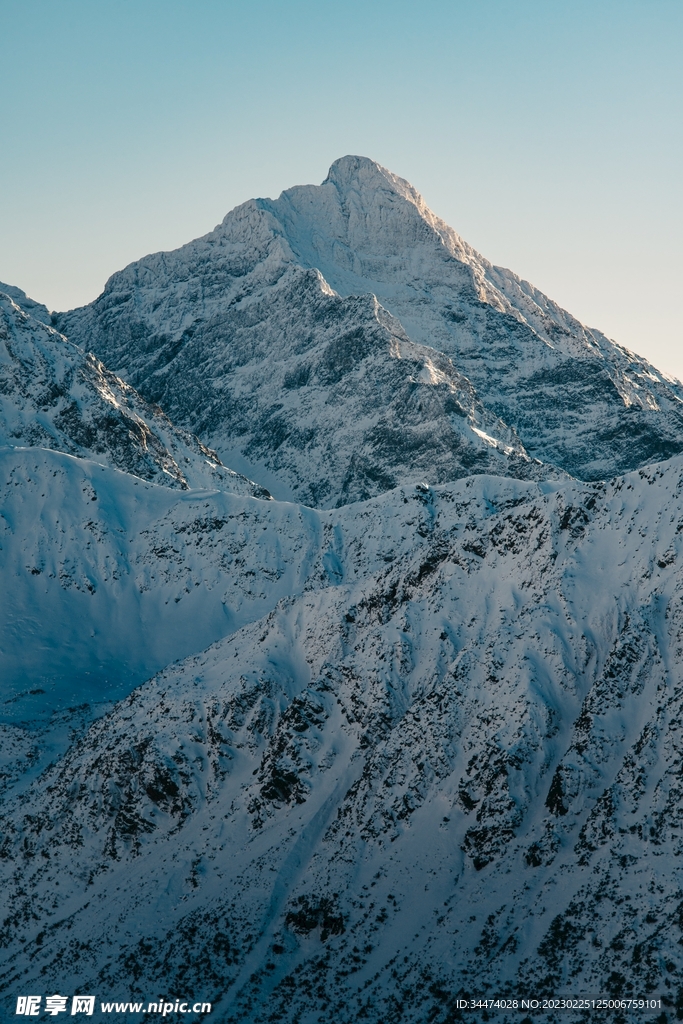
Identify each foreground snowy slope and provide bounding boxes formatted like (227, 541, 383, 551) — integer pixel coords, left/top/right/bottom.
(3, 456, 683, 1019)
(57, 156, 683, 494)
(0, 291, 268, 494)
(0, 446, 311, 733)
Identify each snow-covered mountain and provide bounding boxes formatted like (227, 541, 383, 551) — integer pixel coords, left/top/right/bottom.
(0, 291, 269, 494)
(56, 156, 683, 498)
(4, 159, 683, 1022)
(0, 281, 51, 325)
(0, 442, 311, 734)
(3, 459, 683, 1019)
(53, 252, 551, 509)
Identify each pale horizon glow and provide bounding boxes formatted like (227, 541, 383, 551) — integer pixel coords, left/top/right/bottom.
(1, 0, 681, 378)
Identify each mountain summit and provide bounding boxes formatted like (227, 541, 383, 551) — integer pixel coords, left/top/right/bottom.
(258, 156, 683, 475)
(56, 157, 683, 505)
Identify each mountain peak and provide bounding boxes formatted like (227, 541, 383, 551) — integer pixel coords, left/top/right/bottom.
(321, 154, 425, 211)
(0, 280, 51, 325)
(323, 154, 391, 188)
(56, 160, 683, 491)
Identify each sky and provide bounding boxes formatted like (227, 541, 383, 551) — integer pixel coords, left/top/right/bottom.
(1, 0, 682, 376)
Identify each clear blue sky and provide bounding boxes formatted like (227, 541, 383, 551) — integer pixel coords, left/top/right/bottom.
(1, 0, 682, 376)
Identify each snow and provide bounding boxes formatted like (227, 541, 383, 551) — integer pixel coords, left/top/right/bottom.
(3, 456, 683, 1015)
(0, 291, 269, 495)
(470, 425, 518, 456)
(56, 157, 683, 497)
(0, 446, 303, 729)
(3, 159, 683, 1020)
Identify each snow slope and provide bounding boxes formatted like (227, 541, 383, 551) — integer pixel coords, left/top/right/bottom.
(0, 446, 311, 731)
(3, 457, 683, 1019)
(56, 156, 683, 496)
